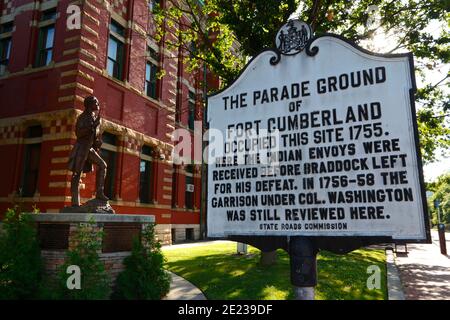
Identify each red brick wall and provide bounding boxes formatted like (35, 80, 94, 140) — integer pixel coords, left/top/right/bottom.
(0, 0, 211, 236)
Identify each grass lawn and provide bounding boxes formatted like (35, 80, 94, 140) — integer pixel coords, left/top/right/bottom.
(162, 242, 387, 300)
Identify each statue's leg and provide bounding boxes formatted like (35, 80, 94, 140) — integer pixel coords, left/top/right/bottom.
(71, 172, 81, 206)
(88, 149, 108, 200)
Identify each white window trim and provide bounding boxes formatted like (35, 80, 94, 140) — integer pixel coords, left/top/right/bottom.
(140, 154, 153, 162)
(101, 143, 118, 152)
(23, 137, 43, 144)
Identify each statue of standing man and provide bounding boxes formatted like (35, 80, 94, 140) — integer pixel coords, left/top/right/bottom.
(67, 96, 110, 211)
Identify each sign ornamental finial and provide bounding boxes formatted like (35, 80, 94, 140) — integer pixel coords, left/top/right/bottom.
(275, 20, 312, 55)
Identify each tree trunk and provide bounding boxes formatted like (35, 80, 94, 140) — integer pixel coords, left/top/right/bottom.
(260, 250, 277, 266)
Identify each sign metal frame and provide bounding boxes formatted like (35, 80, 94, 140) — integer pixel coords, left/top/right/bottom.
(205, 31, 431, 252)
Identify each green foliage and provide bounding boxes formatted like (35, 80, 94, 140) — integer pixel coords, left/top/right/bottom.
(0, 207, 43, 299)
(54, 218, 110, 300)
(112, 224, 171, 300)
(428, 172, 450, 225)
(163, 243, 386, 300)
(155, 0, 449, 161)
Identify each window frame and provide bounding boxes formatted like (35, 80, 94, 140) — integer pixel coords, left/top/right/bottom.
(185, 165, 195, 210)
(145, 41, 160, 99)
(0, 36, 12, 75)
(100, 132, 118, 200)
(149, 0, 161, 12)
(20, 125, 43, 197)
(188, 90, 196, 130)
(139, 145, 155, 204)
(107, 20, 126, 80)
(34, 9, 57, 68)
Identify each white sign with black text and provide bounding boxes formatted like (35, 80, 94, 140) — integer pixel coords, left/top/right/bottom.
(207, 33, 428, 241)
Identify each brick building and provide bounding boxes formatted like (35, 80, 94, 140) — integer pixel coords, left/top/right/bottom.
(0, 0, 214, 244)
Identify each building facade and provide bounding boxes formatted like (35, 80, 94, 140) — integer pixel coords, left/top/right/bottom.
(0, 0, 212, 244)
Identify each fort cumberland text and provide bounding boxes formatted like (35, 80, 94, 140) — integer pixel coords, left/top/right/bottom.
(221, 66, 386, 110)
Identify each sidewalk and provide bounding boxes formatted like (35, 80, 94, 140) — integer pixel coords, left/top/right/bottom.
(163, 271, 206, 300)
(430, 229, 450, 248)
(162, 240, 234, 300)
(394, 231, 450, 300)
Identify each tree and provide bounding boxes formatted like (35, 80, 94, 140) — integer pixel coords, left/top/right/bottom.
(154, 0, 449, 162)
(112, 224, 171, 300)
(427, 173, 450, 225)
(0, 207, 43, 299)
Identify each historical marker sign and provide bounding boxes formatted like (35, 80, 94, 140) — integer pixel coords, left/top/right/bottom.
(206, 22, 429, 242)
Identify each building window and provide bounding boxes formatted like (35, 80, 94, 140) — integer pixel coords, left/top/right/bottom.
(41, 9, 57, 21)
(149, 0, 160, 11)
(35, 9, 56, 67)
(189, 41, 196, 59)
(0, 37, 11, 76)
(107, 20, 125, 80)
(145, 62, 158, 99)
(100, 132, 118, 199)
(0, 22, 13, 34)
(0, 22, 13, 75)
(20, 125, 43, 197)
(185, 165, 194, 209)
(172, 164, 178, 208)
(139, 145, 154, 204)
(188, 90, 196, 130)
(171, 228, 176, 243)
(186, 228, 194, 241)
(145, 45, 159, 99)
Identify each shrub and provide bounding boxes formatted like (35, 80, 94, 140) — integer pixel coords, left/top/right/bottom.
(0, 207, 43, 299)
(112, 223, 171, 299)
(54, 218, 110, 299)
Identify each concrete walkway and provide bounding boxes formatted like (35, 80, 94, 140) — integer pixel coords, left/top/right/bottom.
(162, 240, 234, 300)
(386, 249, 405, 300)
(430, 229, 450, 248)
(394, 231, 450, 300)
(162, 271, 206, 300)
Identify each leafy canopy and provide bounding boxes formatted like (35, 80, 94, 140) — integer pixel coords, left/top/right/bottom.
(427, 172, 450, 224)
(154, 0, 449, 162)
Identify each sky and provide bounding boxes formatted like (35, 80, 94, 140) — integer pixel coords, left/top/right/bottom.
(423, 156, 450, 182)
(362, 15, 449, 183)
(287, 4, 449, 182)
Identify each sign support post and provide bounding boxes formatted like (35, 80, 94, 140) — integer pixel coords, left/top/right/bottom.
(434, 200, 447, 255)
(289, 237, 317, 300)
(438, 221, 447, 255)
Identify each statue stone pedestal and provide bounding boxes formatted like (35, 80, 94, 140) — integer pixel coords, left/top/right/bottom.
(28, 213, 154, 285)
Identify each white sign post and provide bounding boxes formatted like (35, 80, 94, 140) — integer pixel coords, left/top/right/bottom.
(207, 28, 429, 243)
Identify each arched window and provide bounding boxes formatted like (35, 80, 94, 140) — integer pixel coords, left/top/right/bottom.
(20, 125, 43, 197)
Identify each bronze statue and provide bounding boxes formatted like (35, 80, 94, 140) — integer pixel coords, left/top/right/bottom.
(68, 96, 108, 207)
